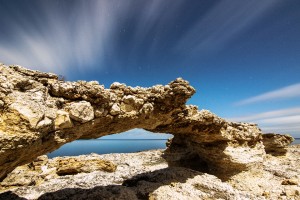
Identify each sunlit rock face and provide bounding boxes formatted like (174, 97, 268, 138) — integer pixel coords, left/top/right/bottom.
(262, 133, 294, 156)
(0, 154, 116, 190)
(0, 63, 282, 180)
(1, 148, 300, 199)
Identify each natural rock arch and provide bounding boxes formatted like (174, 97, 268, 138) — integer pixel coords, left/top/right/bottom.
(0, 64, 291, 181)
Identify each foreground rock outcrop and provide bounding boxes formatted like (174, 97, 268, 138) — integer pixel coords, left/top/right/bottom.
(262, 133, 294, 156)
(0, 147, 299, 199)
(0, 155, 116, 190)
(0, 63, 271, 181)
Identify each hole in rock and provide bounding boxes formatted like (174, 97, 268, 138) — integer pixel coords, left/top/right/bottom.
(47, 129, 173, 158)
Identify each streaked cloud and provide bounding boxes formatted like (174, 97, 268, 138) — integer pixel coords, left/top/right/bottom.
(262, 125, 300, 133)
(235, 83, 300, 106)
(0, 1, 121, 74)
(227, 107, 300, 137)
(175, 0, 279, 55)
(0, 0, 281, 74)
(259, 115, 300, 124)
(0, 0, 183, 74)
(229, 107, 300, 122)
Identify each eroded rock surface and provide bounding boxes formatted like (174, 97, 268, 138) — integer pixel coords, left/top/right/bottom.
(0, 154, 116, 192)
(0, 150, 262, 200)
(0, 63, 292, 182)
(262, 133, 294, 156)
(228, 144, 300, 200)
(1, 147, 299, 200)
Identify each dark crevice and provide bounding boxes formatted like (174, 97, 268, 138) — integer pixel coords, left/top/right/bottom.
(172, 153, 210, 173)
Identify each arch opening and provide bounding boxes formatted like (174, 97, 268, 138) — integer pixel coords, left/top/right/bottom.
(48, 129, 173, 158)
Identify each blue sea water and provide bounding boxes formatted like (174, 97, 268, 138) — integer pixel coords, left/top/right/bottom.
(48, 139, 168, 158)
(48, 138, 300, 158)
(292, 138, 300, 145)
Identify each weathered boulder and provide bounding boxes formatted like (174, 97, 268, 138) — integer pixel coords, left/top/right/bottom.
(55, 157, 116, 175)
(0, 154, 116, 192)
(262, 133, 294, 156)
(0, 64, 270, 180)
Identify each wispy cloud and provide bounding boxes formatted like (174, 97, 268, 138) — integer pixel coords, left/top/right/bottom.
(235, 83, 300, 106)
(0, 1, 121, 74)
(175, 0, 279, 55)
(259, 115, 300, 125)
(229, 107, 300, 122)
(227, 107, 300, 137)
(0, 1, 184, 74)
(262, 125, 300, 134)
(0, 0, 281, 74)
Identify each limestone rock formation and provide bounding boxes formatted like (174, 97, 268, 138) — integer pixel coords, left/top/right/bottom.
(228, 144, 300, 199)
(1, 147, 299, 199)
(262, 133, 294, 156)
(0, 63, 290, 182)
(0, 154, 116, 192)
(0, 150, 262, 199)
(55, 157, 116, 175)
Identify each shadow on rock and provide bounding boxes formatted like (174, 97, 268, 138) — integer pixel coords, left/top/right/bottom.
(0, 167, 209, 200)
(39, 167, 200, 200)
(38, 185, 138, 200)
(122, 167, 202, 199)
(0, 191, 27, 200)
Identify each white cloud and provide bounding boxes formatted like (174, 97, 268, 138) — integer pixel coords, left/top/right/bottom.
(0, 1, 119, 74)
(227, 107, 300, 137)
(0, 0, 282, 75)
(0, 1, 186, 74)
(262, 125, 300, 134)
(229, 107, 300, 122)
(259, 115, 300, 125)
(235, 83, 300, 106)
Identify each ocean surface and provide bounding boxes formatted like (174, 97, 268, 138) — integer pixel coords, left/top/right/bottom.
(48, 138, 300, 158)
(48, 139, 168, 158)
(292, 138, 300, 145)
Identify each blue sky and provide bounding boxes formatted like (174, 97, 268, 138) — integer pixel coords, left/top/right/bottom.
(0, 0, 299, 138)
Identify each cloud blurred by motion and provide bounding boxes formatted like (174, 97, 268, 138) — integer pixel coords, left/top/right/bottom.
(228, 107, 300, 136)
(0, 0, 280, 74)
(235, 83, 300, 105)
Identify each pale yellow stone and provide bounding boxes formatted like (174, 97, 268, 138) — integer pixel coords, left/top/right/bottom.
(54, 110, 73, 130)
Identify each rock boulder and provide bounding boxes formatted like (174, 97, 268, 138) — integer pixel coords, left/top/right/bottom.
(262, 133, 294, 156)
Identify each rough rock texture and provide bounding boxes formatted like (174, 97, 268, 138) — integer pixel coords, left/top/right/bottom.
(0, 65, 265, 179)
(0, 150, 262, 200)
(0, 155, 116, 192)
(66, 101, 94, 123)
(262, 133, 294, 156)
(0, 64, 270, 180)
(55, 157, 116, 175)
(0, 63, 299, 199)
(1, 147, 299, 200)
(228, 144, 300, 200)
